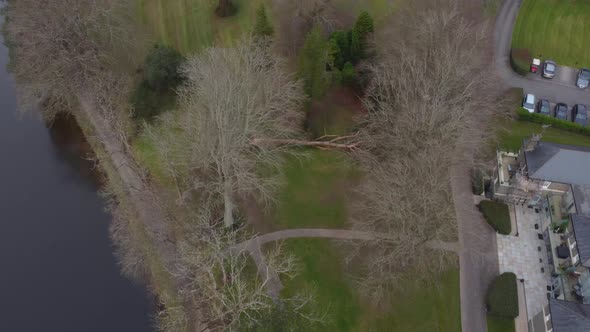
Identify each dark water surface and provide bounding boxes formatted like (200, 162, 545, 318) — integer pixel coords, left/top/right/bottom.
(0, 16, 152, 332)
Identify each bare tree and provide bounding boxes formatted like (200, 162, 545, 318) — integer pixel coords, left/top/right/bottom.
(4, 0, 141, 121)
(176, 208, 324, 331)
(151, 40, 307, 227)
(349, 6, 501, 303)
(274, 0, 338, 56)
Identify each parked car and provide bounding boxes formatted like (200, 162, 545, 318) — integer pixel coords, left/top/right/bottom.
(577, 68, 590, 88)
(573, 104, 588, 126)
(555, 103, 568, 120)
(543, 60, 556, 79)
(537, 99, 551, 116)
(522, 94, 535, 113)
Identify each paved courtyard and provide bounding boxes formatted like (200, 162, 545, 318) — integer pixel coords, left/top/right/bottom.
(497, 205, 553, 320)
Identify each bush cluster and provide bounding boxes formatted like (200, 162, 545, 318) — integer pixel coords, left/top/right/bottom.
(486, 272, 519, 318)
(131, 45, 185, 121)
(297, 12, 375, 98)
(479, 200, 511, 235)
(517, 108, 590, 136)
(328, 11, 374, 85)
(510, 48, 532, 76)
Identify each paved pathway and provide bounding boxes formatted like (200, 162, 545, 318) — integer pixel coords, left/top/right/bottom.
(451, 161, 499, 332)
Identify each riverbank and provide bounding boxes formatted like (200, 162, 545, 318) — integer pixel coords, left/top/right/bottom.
(0, 17, 152, 329)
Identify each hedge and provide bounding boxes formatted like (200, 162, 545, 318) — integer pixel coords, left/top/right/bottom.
(486, 272, 519, 318)
(517, 108, 590, 136)
(510, 48, 531, 76)
(479, 200, 511, 235)
(472, 168, 485, 195)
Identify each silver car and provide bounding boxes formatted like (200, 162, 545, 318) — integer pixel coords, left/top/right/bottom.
(542, 60, 556, 79)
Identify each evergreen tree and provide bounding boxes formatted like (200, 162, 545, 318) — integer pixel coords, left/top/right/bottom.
(351, 11, 374, 60)
(354, 11, 374, 37)
(298, 26, 329, 99)
(144, 44, 185, 92)
(329, 30, 350, 69)
(350, 28, 361, 63)
(253, 4, 273, 37)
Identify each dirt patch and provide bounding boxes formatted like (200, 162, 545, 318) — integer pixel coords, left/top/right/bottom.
(307, 86, 366, 137)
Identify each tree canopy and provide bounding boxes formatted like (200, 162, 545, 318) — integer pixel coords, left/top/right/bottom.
(253, 4, 274, 37)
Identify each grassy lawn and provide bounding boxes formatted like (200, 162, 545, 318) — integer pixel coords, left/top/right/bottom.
(137, 0, 396, 54)
(274, 150, 355, 229)
(137, 0, 269, 53)
(512, 0, 590, 68)
(499, 119, 590, 151)
(487, 315, 516, 332)
(479, 200, 511, 235)
(279, 239, 461, 332)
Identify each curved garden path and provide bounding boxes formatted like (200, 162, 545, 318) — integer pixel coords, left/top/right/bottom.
(234, 228, 459, 300)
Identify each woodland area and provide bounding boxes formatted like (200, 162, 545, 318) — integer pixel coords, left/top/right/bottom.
(3, 0, 502, 330)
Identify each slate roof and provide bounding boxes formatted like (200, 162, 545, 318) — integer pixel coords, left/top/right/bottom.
(574, 185, 590, 216)
(571, 215, 590, 268)
(524, 142, 590, 185)
(549, 298, 590, 332)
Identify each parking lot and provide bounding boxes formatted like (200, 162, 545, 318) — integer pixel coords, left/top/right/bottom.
(526, 64, 577, 88)
(523, 61, 590, 123)
(525, 98, 583, 122)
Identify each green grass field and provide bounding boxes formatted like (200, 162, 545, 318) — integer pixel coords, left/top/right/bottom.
(487, 315, 515, 332)
(279, 239, 461, 332)
(499, 119, 590, 151)
(274, 150, 355, 229)
(137, 0, 396, 54)
(137, 0, 268, 53)
(512, 0, 590, 68)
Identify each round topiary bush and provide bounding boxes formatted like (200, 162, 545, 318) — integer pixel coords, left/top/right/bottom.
(486, 272, 519, 318)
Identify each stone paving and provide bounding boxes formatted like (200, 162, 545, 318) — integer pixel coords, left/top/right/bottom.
(497, 205, 553, 320)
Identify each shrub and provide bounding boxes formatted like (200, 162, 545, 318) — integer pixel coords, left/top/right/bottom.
(510, 48, 531, 76)
(472, 168, 485, 195)
(131, 81, 176, 120)
(131, 44, 184, 120)
(516, 108, 590, 136)
(479, 200, 511, 235)
(486, 272, 519, 318)
(144, 44, 185, 92)
(253, 4, 273, 37)
(216, 0, 236, 17)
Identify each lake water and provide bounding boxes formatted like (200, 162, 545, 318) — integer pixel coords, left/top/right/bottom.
(0, 14, 152, 332)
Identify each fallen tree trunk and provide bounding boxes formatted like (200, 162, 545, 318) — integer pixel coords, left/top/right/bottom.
(251, 137, 359, 150)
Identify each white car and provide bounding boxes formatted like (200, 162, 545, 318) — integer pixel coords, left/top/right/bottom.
(522, 94, 535, 113)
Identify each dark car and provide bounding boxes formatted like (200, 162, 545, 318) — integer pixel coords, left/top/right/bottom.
(577, 68, 590, 88)
(537, 99, 551, 116)
(555, 103, 568, 120)
(573, 104, 588, 126)
(543, 60, 556, 79)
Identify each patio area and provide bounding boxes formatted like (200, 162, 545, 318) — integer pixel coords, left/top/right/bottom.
(497, 205, 553, 320)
